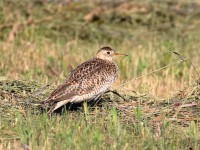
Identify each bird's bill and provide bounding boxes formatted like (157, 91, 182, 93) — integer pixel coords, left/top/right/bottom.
(114, 53, 128, 56)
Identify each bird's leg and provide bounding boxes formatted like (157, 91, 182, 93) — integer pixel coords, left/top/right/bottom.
(105, 90, 127, 101)
(47, 106, 54, 118)
(90, 94, 104, 106)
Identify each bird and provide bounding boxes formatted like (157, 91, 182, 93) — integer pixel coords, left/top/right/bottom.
(43, 46, 127, 116)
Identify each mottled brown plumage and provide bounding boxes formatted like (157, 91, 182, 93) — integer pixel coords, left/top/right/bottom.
(43, 46, 127, 115)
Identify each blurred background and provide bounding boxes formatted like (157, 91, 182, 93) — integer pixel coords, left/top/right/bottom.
(0, 0, 200, 97)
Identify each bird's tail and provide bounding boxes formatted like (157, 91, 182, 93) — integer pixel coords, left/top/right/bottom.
(47, 99, 70, 117)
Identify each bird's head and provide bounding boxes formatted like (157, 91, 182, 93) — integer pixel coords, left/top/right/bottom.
(96, 46, 127, 61)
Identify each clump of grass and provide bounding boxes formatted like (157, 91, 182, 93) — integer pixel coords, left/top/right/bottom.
(0, 78, 199, 149)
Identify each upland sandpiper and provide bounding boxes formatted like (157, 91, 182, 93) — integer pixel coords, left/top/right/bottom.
(43, 46, 127, 115)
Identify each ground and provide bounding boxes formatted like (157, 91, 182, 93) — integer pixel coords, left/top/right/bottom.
(0, 0, 200, 149)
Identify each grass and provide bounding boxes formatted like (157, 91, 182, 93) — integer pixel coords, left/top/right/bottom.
(0, 0, 200, 149)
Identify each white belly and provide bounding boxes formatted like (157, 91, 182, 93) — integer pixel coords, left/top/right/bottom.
(70, 83, 111, 103)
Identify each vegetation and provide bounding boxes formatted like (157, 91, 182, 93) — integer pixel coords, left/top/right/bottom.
(0, 0, 200, 149)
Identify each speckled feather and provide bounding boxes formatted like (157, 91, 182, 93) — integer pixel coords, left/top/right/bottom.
(43, 46, 126, 115)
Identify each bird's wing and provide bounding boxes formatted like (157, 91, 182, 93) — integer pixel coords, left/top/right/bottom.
(44, 82, 77, 103)
(43, 81, 78, 103)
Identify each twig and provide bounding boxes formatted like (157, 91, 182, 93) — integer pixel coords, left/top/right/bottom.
(179, 103, 197, 108)
(172, 102, 197, 118)
(32, 84, 51, 97)
(173, 51, 200, 81)
(107, 90, 127, 101)
(32, 77, 59, 97)
(114, 58, 189, 89)
(6, 21, 20, 43)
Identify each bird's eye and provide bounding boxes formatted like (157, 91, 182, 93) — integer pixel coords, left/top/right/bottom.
(107, 51, 110, 54)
